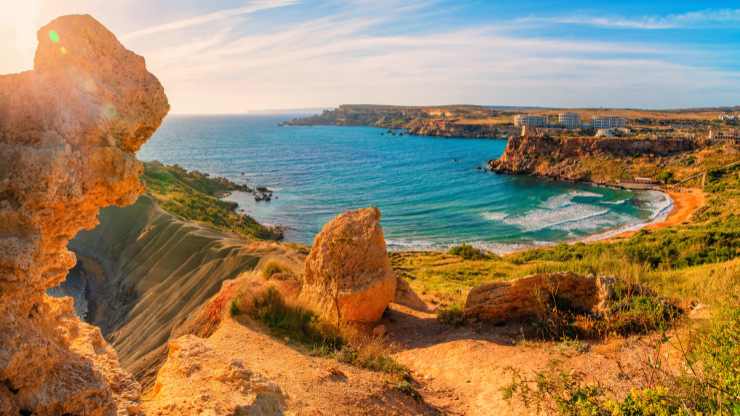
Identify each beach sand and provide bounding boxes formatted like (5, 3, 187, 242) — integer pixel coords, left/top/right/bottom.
(613, 187, 705, 239)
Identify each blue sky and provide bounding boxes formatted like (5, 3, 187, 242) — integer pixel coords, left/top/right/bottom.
(3, 0, 739, 113)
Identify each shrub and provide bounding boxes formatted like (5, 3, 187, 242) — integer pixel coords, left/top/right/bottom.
(261, 261, 293, 280)
(249, 287, 343, 353)
(504, 306, 740, 415)
(437, 304, 466, 327)
(247, 288, 408, 376)
(448, 244, 490, 260)
(656, 171, 675, 184)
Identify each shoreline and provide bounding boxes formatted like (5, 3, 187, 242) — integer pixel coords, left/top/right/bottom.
(387, 186, 705, 256)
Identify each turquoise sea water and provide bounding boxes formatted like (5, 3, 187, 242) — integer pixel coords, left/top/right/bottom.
(138, 115, 671, 252)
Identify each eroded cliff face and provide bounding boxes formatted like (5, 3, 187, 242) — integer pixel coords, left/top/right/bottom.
(489, 134, 697, 182)
(0, 15, 168, 415)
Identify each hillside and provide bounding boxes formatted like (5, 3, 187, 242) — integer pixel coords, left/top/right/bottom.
(142, 161, 283, 240)
(489, 135, 739, 185)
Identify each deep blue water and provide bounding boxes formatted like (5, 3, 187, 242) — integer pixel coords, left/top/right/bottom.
(138, 115, 670, 252)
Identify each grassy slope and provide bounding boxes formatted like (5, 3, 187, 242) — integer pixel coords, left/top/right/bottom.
(141, 161, 283, 240)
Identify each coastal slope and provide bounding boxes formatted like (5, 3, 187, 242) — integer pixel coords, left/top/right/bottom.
(67, 195, 304, 385)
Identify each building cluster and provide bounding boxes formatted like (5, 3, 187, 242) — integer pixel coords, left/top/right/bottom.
(719, 113, 738, 122)
(513, 113, 627, 131)
(708, 128, 740, 142)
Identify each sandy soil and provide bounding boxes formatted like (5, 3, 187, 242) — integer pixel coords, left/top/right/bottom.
(143, 317, 440, 415)
(384, 304, 685, 416)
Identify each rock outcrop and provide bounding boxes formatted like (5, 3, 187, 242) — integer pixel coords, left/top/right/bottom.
(301, 208, 397, 324)
(405, 119, 513, 138)
(0, 14, 168, 415)
(144, 335, 286, 416)
(489, 134, 697, 182)
(464, 272, 608, 323)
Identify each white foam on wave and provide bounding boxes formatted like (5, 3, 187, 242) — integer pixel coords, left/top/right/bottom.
(504, 204, 611, 232)
(603, 199, 627, 205)
(481, 212, 508, 221)
(543, 191, 603, 209)
(641, 190, 673, 221)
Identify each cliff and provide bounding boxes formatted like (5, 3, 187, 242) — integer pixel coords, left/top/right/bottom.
(66, 195, 303, 387)
(0, 14, 168, 415)
(489, 135, 697, 183)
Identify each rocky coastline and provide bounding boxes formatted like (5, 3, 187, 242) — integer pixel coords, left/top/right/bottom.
(282, 104, 514, 139)
(488, 134, 698, 184)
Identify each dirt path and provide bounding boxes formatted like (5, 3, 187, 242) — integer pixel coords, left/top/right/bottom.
(144, 317, 441, 415)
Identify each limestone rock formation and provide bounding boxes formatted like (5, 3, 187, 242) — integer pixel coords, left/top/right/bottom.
(394, 277, 430, 312)
(0, 14, 168, 414)
(464, 272, 606, 323)
(301, 207, 397, 324)
(488, 134, 696, 182)
(144, 335, 286, 416)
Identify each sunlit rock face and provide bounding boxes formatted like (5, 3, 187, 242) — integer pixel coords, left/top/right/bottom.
(301, 207, 397, 325)
(0, 14, 168, 415)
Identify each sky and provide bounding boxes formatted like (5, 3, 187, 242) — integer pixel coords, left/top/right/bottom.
(2, 0, 739, 114)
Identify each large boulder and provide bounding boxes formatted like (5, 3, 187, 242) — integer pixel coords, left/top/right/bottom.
(301, 208, 397, 324)
(464, 272, 606, 323)
(0, 14, 168, 414)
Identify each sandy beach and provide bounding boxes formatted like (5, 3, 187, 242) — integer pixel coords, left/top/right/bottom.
(612, 187, 705, 239)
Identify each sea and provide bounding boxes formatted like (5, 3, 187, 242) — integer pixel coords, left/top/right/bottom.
(137, 114, 672, 253)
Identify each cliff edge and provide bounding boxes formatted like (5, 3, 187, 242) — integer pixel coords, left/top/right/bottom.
(489, 134, 697, 183)
(0, 15, 168, 415)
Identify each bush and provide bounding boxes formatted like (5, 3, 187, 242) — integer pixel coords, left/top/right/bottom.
(249, 287, 343, 352)
(261, 261, 293, 280)
(437, 304, 466, 327)
(246, 288, 408, 376)
(448, 244, 490, 260)
(656, 171, 675, 184)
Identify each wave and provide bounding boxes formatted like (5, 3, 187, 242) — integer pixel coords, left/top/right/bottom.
(603, 199, 627, 205)
(504, 205, 611, 232)
(543, 191, 603, 209)
(481, 212, 508, 221)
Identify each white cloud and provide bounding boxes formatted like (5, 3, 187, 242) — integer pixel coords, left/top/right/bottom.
(518, 8, 740, 30)
(122, 0, 299, 40)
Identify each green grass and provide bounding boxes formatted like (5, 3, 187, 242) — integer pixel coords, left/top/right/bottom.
(503, 304, 740, 415)
(233, 287, 409, 376)
(142, 161, 283, 240)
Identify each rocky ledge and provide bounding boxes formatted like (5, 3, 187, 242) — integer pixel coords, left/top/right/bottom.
(0, 15, 168, 415)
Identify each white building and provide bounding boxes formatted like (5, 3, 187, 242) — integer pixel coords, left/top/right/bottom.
(719, 114, 738, 122)
(558, 112, 581, 129)
(592, 116, 627, 129)
(513, 115, 547, 128)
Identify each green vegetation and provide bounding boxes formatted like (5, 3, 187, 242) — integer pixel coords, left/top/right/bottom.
(247, 287, 343, 353)
(503, 304, 740, 415)
(231, 287, 408, 377)
(142, 161, 283, 240)
(261, 260, 294, 280)
(448, 244, 493, 260)
(437, 304, 466, 327)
